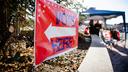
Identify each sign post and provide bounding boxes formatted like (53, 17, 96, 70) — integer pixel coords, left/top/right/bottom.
(35, 0, 79, 65)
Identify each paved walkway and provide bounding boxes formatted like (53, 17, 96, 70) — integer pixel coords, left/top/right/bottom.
(78, 35, 113, 72)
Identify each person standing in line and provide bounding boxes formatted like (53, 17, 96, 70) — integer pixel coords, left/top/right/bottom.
(94, 20, 102, 36)
(89, 19, 95, 34)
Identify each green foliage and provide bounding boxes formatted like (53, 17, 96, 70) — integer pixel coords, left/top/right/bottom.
(54, 0, 86, 13)
(79, 14, 88, 22)
(54, 0, 67, 4)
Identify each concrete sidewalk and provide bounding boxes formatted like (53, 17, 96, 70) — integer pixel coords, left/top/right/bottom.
(78, 35, 113, 72)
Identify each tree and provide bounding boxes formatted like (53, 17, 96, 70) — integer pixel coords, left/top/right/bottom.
(0, 0, 35, 64)
(54, 0, 86, 13)
(0, 0, 35, 49)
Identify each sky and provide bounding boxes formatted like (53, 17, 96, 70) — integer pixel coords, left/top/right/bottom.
(83, 0, 128, 24)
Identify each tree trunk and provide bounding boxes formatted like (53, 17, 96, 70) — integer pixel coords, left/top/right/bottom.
(0, 0, 11, 48)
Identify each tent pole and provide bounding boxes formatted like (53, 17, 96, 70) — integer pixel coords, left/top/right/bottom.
(123, 13, 127, 48)
(103, 18, 107, 28)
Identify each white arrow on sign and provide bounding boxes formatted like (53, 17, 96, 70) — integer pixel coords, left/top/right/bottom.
(45, 23, 76, 41)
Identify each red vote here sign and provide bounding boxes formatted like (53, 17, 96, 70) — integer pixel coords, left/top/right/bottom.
(35, 0, 79, 65)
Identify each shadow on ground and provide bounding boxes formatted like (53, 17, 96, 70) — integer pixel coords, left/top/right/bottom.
(107, 45, 128, 72)
(78, 36, 92, 50)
